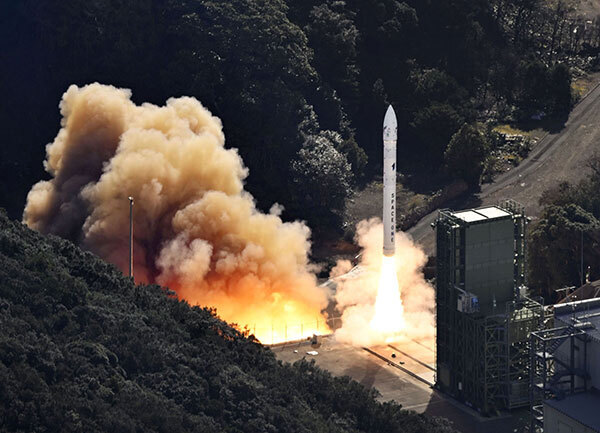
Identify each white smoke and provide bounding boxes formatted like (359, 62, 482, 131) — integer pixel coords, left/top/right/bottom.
(333, 219, 435, 346)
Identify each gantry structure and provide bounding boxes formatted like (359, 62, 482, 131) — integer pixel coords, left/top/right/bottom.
(435, 200, 543, 415)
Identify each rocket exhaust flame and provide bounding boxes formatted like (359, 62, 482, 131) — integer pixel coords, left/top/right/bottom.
(370, 255, 405, 335)
(332, 220, 434, 347)
(23, 83, 329, 344)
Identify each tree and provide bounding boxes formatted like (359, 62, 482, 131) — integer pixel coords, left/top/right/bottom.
(528, 204, 600, 300)
(413, 104, 464, 167)
(305, 2, 360, 109)
(517, 60, 550, 117)
(547, 62, 572, 115)
(0, 0, 580, 226)
(320, 129, 367, 177)
(291, 132, 353, 224)
(444, 124, 489, 186)
(411, 69, 469, 109)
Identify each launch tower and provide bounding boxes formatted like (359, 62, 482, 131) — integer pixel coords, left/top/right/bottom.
(435, 200, 543, 415)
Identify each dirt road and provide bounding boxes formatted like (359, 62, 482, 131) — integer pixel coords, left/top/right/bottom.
(409, 81, 600, 255)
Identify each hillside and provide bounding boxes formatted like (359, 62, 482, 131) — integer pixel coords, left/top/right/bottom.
(0, 209, 456, 433)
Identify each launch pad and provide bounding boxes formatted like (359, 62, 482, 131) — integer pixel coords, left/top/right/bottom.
(273, 117, 533, 432)
(273, 336, 526, 433)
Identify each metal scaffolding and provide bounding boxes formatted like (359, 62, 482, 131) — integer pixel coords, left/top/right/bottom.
(435, 202, 543, 415)
(529, 325, 589, 432)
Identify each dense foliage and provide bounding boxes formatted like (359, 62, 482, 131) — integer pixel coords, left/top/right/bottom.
(444, 124, 489, 187)
(1, 0, 592, 230)
(0, 209, 457, 432)
(529, 155, 600, 301)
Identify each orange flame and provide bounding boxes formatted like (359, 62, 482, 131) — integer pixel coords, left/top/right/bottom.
(166, 277, 330, 345)
(23, 84, 332, 346)
(370, 255, 405, 338)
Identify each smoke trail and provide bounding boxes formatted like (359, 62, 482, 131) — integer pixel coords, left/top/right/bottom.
(24, 83, 329, 340)
(333, 219, 435, 346)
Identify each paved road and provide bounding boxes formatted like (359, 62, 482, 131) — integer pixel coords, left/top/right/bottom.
(409, 81, 600, 255)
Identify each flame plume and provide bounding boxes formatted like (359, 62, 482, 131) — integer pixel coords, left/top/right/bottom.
(370, 255, 405, 335)
(23, 83, 329, 344)
(332, 219, 434, 347)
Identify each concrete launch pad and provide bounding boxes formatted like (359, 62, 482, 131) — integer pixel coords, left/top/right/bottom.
(273, 336, 527, 433)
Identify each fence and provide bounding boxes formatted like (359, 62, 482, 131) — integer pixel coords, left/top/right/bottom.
(252, 316, 343, 345)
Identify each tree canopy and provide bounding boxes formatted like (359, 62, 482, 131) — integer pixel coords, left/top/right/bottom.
(529, 204, 600, 298)
(0, 0, 590, 231)
(529, 154, 600, 300)
(444, 124, 489, 186)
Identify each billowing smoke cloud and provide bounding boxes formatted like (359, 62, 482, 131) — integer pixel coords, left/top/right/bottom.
(24, 83, 329, 340)
(333, 219, 435, 347)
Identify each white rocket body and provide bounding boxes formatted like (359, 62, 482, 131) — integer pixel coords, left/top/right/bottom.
(383, 105, 397, 257)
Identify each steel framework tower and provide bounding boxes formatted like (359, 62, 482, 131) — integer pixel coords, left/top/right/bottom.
(435, 200, 543, 415)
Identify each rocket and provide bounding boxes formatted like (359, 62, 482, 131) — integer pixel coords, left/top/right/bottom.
(383, 105, 397, 256)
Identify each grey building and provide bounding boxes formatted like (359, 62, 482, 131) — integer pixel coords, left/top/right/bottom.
(531, 298, 600, 433)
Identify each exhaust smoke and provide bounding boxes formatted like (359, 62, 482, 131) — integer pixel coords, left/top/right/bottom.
(333, 219, 435, 347)
(24, 83, 329, 343)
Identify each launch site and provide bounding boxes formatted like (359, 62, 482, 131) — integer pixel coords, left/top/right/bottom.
(2, 1, 600, 432)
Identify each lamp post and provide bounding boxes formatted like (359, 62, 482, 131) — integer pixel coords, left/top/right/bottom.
(128, 196, 134, 279)
(580, 228, 584, 287)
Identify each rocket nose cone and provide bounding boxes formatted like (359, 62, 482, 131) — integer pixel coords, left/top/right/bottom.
(383, 105, 397, 141)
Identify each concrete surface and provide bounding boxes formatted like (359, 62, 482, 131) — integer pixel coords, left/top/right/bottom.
(272, 336, 529, 433)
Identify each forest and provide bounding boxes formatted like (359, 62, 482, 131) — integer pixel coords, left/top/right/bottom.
(0, 209, 457, 432)
(528, 154, 600, 301)
(1, 0, 596, 233)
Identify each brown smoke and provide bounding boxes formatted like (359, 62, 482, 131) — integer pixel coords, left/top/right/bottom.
(333, 219, 435, 346)
(24, 83, 329, 341)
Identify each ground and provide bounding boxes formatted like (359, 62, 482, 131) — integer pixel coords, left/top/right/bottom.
(344, 180, 430, 234)
(273, 337, 529, 433)
(575, 0, 600, 20)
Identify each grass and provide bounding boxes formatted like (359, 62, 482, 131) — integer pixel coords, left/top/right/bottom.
(572, 80, 587, 99)
(494, 124, 528, 136)
(493, 124, 546, 142)
(571, 71, 600, 100)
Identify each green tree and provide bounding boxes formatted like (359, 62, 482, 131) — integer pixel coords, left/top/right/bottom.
(320, 129, 367, 177)
(517, 60, 549, 117)
(528, 204, 600, 300)
(291, 132, 353, 223)
(0, 0, 580, 226)
(305, 2, 360, 108)
(413, 103, 464, 167)
(444, 124, 489, 186)
(547, 63, 573, 115)
(162, 0, 323, 215)
(411, 69, 469, 109)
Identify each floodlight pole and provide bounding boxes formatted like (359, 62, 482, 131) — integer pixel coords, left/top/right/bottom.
(129, 196, 134, 279)
(580, 229, 584, 287)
